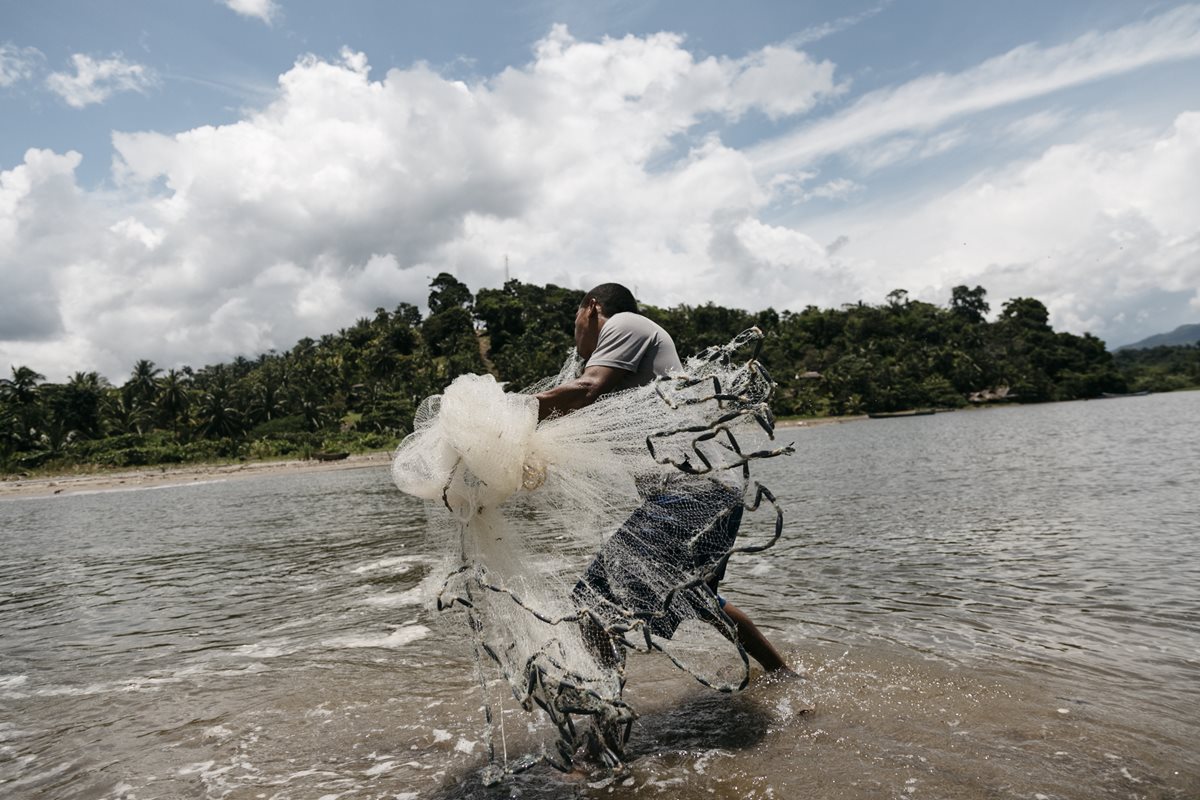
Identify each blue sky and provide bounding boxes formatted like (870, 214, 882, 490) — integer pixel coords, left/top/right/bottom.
(2, 1, 1199, 379)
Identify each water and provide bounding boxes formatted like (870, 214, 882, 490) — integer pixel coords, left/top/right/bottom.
(2, 392, 1198, 799)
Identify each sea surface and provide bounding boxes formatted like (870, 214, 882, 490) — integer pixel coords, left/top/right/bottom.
(2, 391, 1198, 799)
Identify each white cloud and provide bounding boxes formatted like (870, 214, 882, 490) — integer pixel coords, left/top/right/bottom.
(725, 46, 840, 121)
(751, 4, 1200, 173)
(0, 149, 92, 341)
(45, 54, 156, 108)
(848, 126, 970, 174)
(767, 172, 862, 203)
(220, 0, 280, 25)
(1, 19, 1198, 380)
(784, 2, 892, 48)
(0, 43, 43, 87)
(821, 112, 1200, 343)
(1004, 109, 1069, 142)
(806, 178, 862, 201)
(1, 32, 841, 379)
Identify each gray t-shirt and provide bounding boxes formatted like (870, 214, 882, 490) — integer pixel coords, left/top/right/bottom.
(585, 312, 682, 390)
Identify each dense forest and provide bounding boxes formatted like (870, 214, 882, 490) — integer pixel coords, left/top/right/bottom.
(2, 274, 1196, 474)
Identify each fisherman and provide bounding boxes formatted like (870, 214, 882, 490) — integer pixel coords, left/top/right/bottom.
(534, 282, 792, 675)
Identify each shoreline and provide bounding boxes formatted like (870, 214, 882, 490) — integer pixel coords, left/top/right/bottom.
(0, 451, 394, 501)
(0, 408, 962, 501)
(775, 413, 869, 428)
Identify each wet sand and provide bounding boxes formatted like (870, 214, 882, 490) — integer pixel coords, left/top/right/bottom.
(0, 451, 394, 500)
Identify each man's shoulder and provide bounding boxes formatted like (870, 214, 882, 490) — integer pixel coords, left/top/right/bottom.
(604, 312, 668, 339)
(591, 311, 682, 380)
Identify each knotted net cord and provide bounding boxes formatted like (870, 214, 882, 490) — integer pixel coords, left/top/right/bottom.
(391, 328, 793, 781)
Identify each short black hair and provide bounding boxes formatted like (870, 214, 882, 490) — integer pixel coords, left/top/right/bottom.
(581, 283, 637, 316)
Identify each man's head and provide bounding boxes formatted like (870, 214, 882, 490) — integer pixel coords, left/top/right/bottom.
(575, 283, 637, 359)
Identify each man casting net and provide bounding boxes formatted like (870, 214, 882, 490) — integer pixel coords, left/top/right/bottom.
(390, 283, 794, 781)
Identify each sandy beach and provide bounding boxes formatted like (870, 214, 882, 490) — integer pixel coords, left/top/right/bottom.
(0, 451, 395, 501)
(0, 415, 869, 502)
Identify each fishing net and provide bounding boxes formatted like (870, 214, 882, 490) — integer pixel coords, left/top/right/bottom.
(391, 328, 792, 781)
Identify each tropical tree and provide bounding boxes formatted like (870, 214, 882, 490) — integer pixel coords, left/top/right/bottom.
(157, 368, 192, 438)
(49, 371, 108, 439)
(423, 273, 485, 379)
(950, 285, 990, 324)
(475, 280, 583, 388)
(126, 359, 163, 414)
(247, 378, 289, 426)
(0, 366, 46, 452)
(1, 365, 45, 407)
(104, 391, 156, 436)
(195, 377, 244, 439)
(428, 272, 473, 315)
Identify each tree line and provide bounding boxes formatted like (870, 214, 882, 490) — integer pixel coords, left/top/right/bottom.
(2, 274, 1194, 473)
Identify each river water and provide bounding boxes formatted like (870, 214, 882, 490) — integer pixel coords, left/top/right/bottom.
(2, 392, 1198, 799)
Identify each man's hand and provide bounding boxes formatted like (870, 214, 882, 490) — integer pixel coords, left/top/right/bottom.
(535, 365, 628, 420)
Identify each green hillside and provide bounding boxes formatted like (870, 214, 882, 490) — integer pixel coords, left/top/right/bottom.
(1116, 323, 1200, 350)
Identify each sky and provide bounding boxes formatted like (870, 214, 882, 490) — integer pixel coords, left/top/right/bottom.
(2, 0, 1199, 381)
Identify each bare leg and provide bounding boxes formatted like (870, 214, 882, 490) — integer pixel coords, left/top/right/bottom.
(720, 601, 793, 673)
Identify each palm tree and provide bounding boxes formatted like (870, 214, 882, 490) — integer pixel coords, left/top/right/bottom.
(248, 380, 288, 425)
(103, 391, 155, 436)
(0, 365, 45, 406)
(57, 371, 107, 439)
(157, 369, 192, 438)
(126, 359, 162, 412)
(231, 355, 253, 379)
(298, 386, 328, 432)
(0, 366, 46, 453)
(0, 402, 25, 462)
(196, 378, 243, 439)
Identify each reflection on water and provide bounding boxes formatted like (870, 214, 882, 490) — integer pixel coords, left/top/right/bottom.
(1, 392, 1198, 798)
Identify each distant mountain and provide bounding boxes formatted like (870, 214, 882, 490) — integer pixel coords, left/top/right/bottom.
(1116, 323, 1200, 350)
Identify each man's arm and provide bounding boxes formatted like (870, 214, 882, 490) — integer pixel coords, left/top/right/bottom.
(535, 364, 627, 420)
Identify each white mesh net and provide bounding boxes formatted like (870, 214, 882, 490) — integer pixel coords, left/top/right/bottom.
(391, 328, 793, 779)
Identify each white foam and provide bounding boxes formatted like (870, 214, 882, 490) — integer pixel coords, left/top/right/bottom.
(233, 641, 297, 659)
(6, 662, 267, 700)
(101, 782, 135, 800)
(323, 625, 430, 650)
(0, 674, 28, 689)
(283, 768, 339, 782)
(352, 556, 424, 575)
(361, 588, 424, 608)
(25, 675, 182, 698)
(177, 761, 215, 776)
(363, 760, 396, 776)
(7, 761, 76, 790)
(203, 725, 233, 741)
(0, 722, 32, 742)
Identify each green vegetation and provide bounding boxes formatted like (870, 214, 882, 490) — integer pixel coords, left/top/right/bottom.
(1112, 345, 1200, 393)
(3, 274, 1192, 476)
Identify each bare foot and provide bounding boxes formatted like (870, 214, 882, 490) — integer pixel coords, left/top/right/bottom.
(757, 665, 805, 683)
(754, 667, 815, 713)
